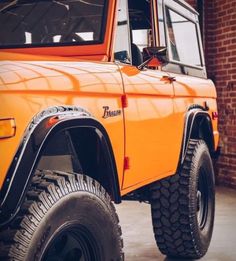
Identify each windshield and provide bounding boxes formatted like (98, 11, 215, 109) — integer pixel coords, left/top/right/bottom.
(0, 0, 107, 48)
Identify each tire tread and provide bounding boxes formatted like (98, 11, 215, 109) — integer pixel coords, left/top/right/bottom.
(150, 139, 213, 259)
(0, 170, 123, 261)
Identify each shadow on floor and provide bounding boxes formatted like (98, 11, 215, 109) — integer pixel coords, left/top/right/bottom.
(117, 186, 236, 261)
(164, 258, 196, 261)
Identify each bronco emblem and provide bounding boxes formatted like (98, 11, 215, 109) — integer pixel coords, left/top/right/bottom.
(102, 106, 121, 119)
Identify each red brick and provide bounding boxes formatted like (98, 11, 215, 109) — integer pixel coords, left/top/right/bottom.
(185, 0, 236, 188)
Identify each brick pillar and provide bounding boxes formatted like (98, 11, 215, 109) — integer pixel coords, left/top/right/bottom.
(206, 0, 236, 188)
(186, 0, 236, 188)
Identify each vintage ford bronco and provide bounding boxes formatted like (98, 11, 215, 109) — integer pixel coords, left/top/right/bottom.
(0, 0, 219, 260)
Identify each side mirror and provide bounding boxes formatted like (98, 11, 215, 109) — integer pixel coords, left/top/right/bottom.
(138, 46, 168, 70)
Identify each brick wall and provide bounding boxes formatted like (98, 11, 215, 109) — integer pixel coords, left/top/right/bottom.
(186, 0, 236, 188)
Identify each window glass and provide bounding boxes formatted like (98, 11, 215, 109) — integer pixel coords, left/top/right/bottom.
(165, 8, 202, 67)
(128, 0, 152, 66)
(114, 0, 131, 63)
(157, 0, 166, 46)
(132, 29, 152, 51)
(0, 0, 106, 47)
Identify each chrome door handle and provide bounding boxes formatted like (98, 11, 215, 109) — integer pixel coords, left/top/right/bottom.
(161, 75, 176, 83)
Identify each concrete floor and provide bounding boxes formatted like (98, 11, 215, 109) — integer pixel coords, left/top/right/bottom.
(116, 186, 236, 261)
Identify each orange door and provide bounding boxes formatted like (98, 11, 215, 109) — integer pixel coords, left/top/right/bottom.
(120, 65, 180, 191)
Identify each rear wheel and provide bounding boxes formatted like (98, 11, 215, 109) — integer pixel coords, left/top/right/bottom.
(150, 139, 215, 259)
(0, 170, 123, 261)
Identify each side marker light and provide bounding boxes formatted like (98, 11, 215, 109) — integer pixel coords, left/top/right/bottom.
(0, 118, 16, 139)
(212, 112, 218, 120)
(124, 156, 130, 170)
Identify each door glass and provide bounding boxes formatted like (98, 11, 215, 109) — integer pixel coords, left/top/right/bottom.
(157, 0, 166, 46)
(128, 0, 153, 66)
(165, 8, 202, 67)
(114, 0, 131, 64)
(132, 29, 152, 51)
(114, 0, 153, 66)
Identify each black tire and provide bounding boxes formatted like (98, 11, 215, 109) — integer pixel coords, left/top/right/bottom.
(150, 139, 215, 259)
(0, 170, 123, 261)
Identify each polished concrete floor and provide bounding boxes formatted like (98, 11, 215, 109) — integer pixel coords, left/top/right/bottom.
(116, 186, 236, 261)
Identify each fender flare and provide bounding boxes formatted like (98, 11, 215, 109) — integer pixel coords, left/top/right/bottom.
(180, 108, 215, 164)
(0, 106, 121, 226)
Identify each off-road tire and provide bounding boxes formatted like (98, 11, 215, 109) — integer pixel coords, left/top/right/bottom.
(150, 139, 215, 259)
(0, 170, 123, 261)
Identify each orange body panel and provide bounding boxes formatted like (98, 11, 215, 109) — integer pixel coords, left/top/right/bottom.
(172, 73, 219, 151)
(119, 67, 219, 195)
(0, 57, 125, 189)
(0, 53, 219, 194)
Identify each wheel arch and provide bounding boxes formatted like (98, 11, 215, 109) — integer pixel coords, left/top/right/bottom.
(180, 108, 215, 165)
(0, 106, 121, 227)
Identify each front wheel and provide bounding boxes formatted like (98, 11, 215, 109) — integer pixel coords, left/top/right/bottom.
(150, 139, 215, 259)
(0, 170, 123, 261)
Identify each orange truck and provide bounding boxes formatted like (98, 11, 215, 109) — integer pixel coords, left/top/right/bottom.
(0, 0, 219, 260)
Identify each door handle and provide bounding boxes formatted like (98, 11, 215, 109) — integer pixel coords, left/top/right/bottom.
(161, 75, 176, 83)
